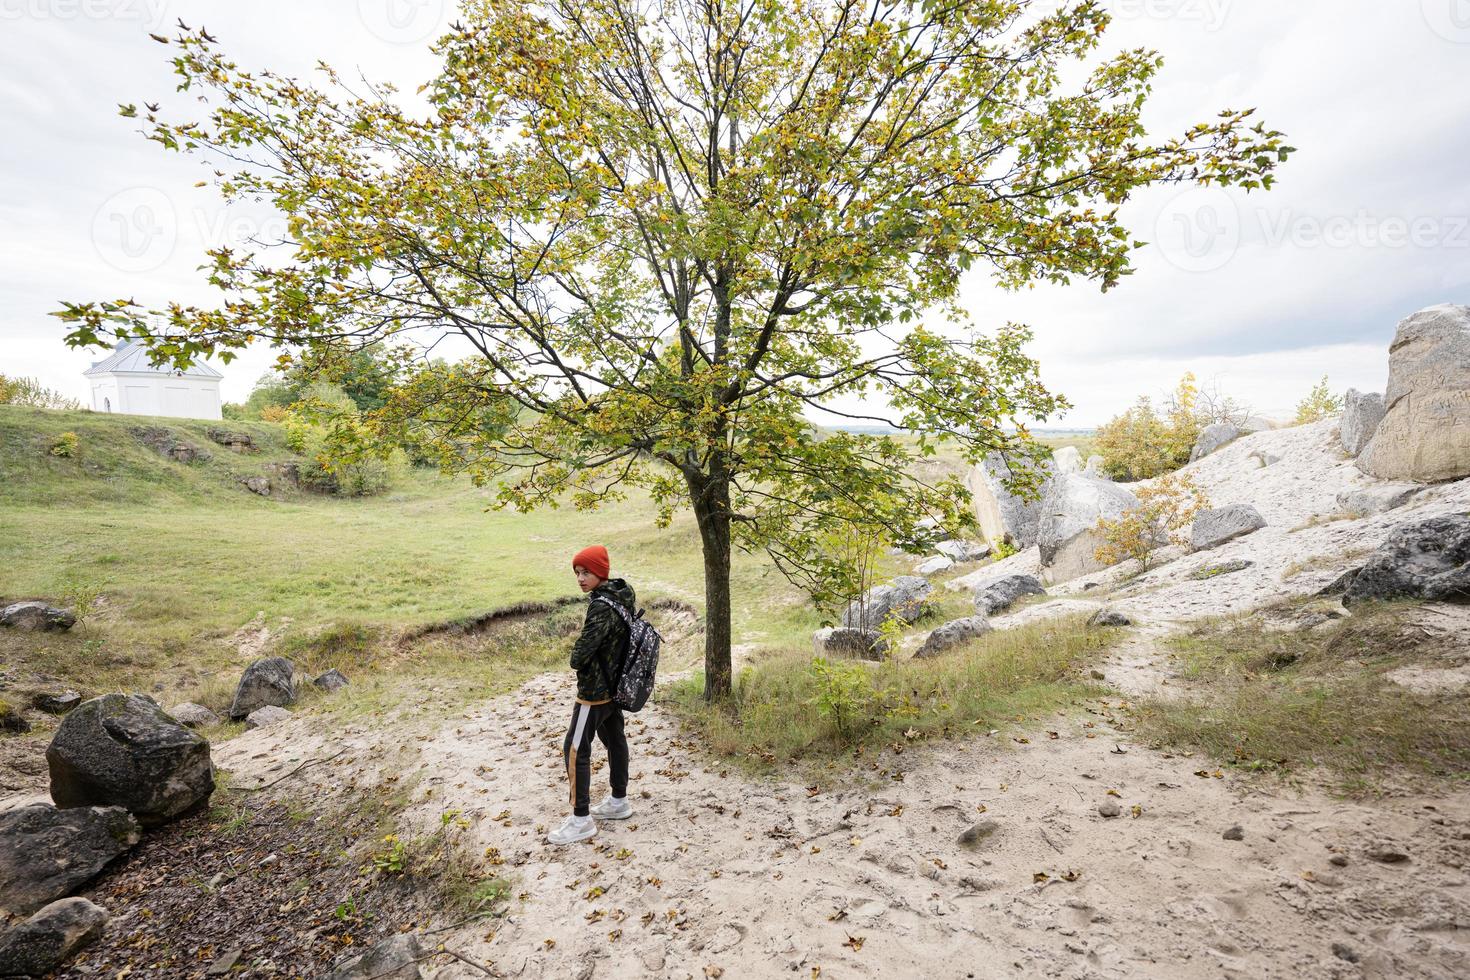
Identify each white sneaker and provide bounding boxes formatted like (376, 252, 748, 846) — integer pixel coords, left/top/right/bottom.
(590, 795, 633, 820)
(547, 814, 597, 845)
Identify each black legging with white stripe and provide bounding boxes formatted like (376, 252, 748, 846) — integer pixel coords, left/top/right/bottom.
(563, 700, 629, 817)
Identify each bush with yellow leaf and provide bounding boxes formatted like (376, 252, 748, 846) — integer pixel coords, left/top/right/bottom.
(1094, 472, 1210, 570)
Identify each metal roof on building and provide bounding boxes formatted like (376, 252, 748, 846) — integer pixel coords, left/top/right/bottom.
(84, 341, 223, 379)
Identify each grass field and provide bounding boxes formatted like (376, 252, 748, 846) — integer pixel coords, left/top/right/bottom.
(1132, 601, 1470, 789)
(0, 406, 846, 710)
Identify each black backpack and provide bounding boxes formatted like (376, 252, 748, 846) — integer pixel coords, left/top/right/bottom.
(592, 596, 661, 712)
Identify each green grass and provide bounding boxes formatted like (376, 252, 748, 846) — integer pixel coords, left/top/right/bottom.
(1132, 602, 1470, 788)
(0, 404, 829, 715)
(664, 615, 1115, 770)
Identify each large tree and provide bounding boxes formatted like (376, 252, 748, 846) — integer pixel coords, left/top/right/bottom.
(58, 0, 1290, 697)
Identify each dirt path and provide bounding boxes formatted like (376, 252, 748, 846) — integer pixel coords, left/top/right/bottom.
(216, 667, 1470, 980)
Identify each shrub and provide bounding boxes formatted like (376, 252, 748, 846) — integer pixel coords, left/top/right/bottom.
(1094, 472, 1210, 570)
(808, 657, 878, 737)
(1095, 374, 1250, 481)
(990, 538, 1019, 561)
(296, 424, 406, 497)
(0, 375, 82, 411)
(1294, 376, 1344, 425)
(49, 432, 80, 457)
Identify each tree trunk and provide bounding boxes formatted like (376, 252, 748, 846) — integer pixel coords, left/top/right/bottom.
(687, 469, 734, 700)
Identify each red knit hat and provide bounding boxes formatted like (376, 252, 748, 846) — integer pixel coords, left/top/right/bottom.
(571, 545, 610, 580)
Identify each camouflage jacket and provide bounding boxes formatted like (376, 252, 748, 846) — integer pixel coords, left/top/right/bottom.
(570, 578, 635, 702)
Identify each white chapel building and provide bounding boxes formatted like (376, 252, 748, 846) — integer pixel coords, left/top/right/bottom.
(84, 341, 223, 420)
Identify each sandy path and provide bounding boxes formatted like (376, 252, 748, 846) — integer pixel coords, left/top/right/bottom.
(216, 668, 1470, 980)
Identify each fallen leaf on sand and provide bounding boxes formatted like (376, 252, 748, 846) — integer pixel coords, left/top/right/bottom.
(844, 934, 865, 951)
(1033, 871, 1050, 883)
(1106, 789, 1121, 798)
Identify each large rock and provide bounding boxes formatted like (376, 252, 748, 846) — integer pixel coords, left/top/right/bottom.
(915, 617, 993, 658)
(914, 555, 954, 577)
(964, 454, 1049, 550)
(1052, 446, 1083, 474)
(313, 669, 350, 693)
(973, 575, 1046, 616)
(46, 694, 215, 827)
(1339, 389, 1386, 456)
(812, 627, 887, 661)
(228, 657, 296, 720)
(245, 705, 292, 730)
(1191, 504, 1267, 552)
(935, 539, 989, 563)
(324, 932, 424, 980)
(840, 577, 932, 631)
(1344, 515, 1470, 606)
(0, 804, 140, 917)
(0, 898, 110, 977)
(1037, 474, 1139, 582)
(1358, 305, 1470, 482)
(167, 702, 220, 729)
(1189, 423, 1242, 463)
(1336, 485, 1422, 517)
(1, 602, 76, 632)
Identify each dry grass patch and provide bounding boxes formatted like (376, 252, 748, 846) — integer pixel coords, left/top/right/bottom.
(1133, 601, 1470, 789)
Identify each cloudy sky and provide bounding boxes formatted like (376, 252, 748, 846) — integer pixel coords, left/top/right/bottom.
(2, 0, 1467, 426)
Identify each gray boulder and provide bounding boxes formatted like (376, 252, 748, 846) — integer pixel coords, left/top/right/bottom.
(1087, 607, 1132, 627)
(245, 705, 292, 730)
(1190, 422, 1242, 463)
(1191, 504, 1267, 552)
(325, 932, 424, 980)
(841, 576, 932, 631)
(964, 453, 1050, 550)
(1336, 485, 1421, 517)
(1, 602, 76, 632)
(1339, 389, 1386, 456)
(914, 555, 955, 577)
(1247, 449, 1282, 468)
(973, 575, 1046, 616)
(0, 804, 140, 917)
(935, 539, 990, 563)
(240, 476, 271, 496)
(1082, 455, 1107, 478)
(46, 694, 215, 827)
(812, 628, 887, 661)
(1189, 559, 1254, 580)
(1344, 515, 1470, 606)
(228, 656, 296, 720)
(166, 702, 219, 729)
(0, 898, 110, 977)
(313, 668, 350, 693)
(1037, 474, 1139, 582)
(1358, 305, 1470, 482)
(915, 617, 993, 658)
(1052, 446, 1083, 474)
(32, 691, 81, 715)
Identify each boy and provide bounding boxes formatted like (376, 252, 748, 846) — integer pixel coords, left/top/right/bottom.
(548, 544, 635, 845)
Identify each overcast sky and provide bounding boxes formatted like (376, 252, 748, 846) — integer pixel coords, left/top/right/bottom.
(2, 0, 1467, 426)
